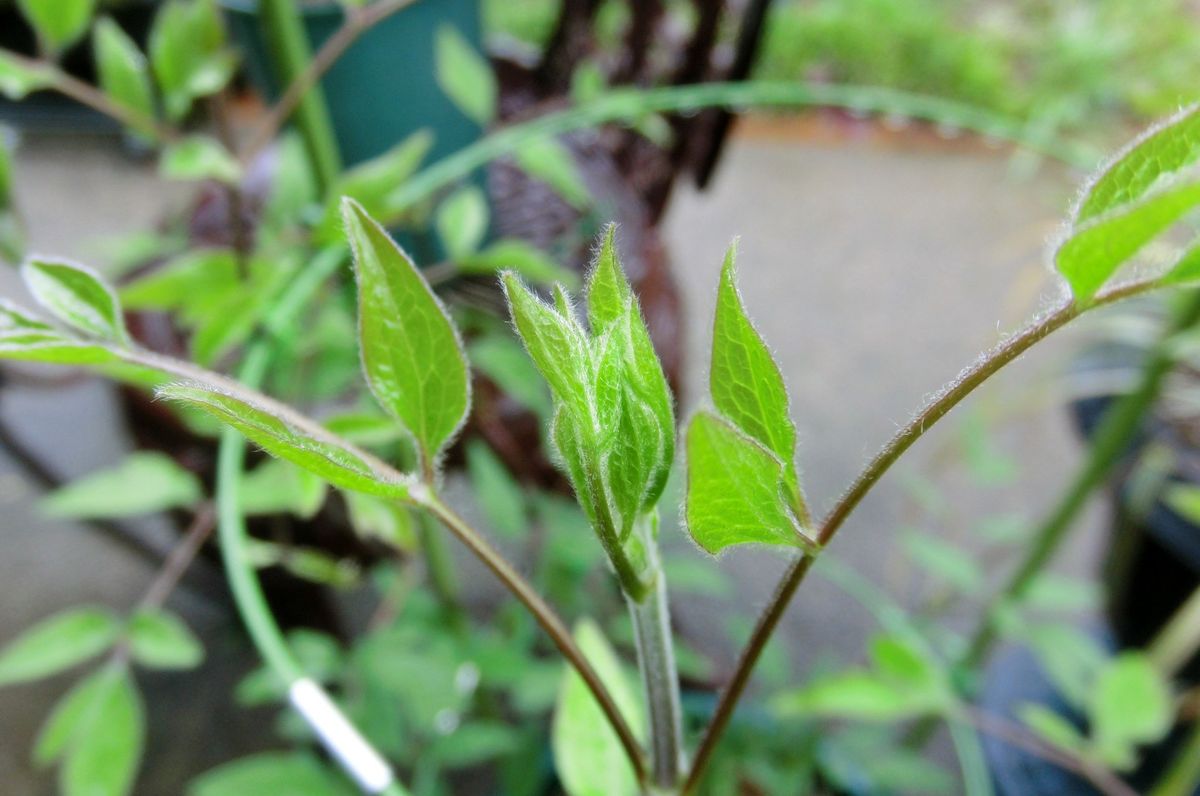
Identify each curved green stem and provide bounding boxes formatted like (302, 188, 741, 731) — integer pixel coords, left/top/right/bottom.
(385, 81, 1096, 218)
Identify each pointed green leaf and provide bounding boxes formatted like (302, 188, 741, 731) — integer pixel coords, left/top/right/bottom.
(160, 135, 242, 184)
(157, 382, 411, 500)
(772, 670, 945, 722)
(42, 452, 202, 518)
(1160, 239, 1200, 285)
(0, 300, 51, 333)
(190, 752, 355, 796)
(0, 51, 53, 100)
(0, 334, 117, 365)
(684, 410, 807, 555)
(585, 226, 631, 334)
(465, 440, 526, 539)
(343, 198, 470, 461)
(240, 459, 327, 519)
(1056, 178, 1200, 302)
(502, 273, 592, 424)
(149, 0, 235, 120)
(551, 619, 643, 796)
(1091, 653, 1171, 766)
(0, 607, 121, 686)
(60, 666, 143, 796)
(607, 388, 664, 534)
(515, 137, 590, 209)
(711, 246, 801, 504)
(17, 0, 95, 54)
(1077, 104, 1200, 222)
(22, 257, 128, 343)
(33, 667, 120, 766)
(435, 25, 496, 126)
(614, 303, 674, 510)
(458, 239, 578, 288)
(436, 184, 489, 260)
(127, 609, 204, 670)
(94, 18, 156, 138)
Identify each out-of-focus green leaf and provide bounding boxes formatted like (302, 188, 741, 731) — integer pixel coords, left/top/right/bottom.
(17, 0, 95, 54)
(127, 609, 204, 670)
(901, 531, 983, 594)
(42, 452, 202, 518)
(458, 239, 578, 287)
(684, 410, 806, 554)
(149, 0, 235, 120)
(772, 670, 945, 722)
(157, 382, 412, 500)
(345, 492, 417, 550)
(240, 459, 326, 519)
(33, 667, 118, 766)
(551, 619, 643, 796)
(466, 440, 526, 539)
(55, 666, 143, 796)
(429, 721, 521, 768)
(189, 752, 354, 796)
(120, 249, 239, 315)
(1018, 704, 1088, 756)
(22, 257, 128, 343)
(245, 540, 359, 588)
(468, 332, 553, 418)
(0, 51, 53, 99)
(435, 25, 496, 126)
(436, 184, 489, 259)
(1076, 104, 1200, 222)
(515, 137, 590, 208)
(94, 18, 156, 138)
(0, 607, 120, 686)
(160, 135, 241, 184)
(1091, 653, 1172, 768)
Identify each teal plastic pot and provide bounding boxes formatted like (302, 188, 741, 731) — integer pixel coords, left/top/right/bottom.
(223, 0, 484, 167)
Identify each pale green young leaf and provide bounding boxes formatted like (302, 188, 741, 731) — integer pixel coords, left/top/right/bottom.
(157, 382, 411, 500)
(42, 452, 202, 518)
(0, 51, 53, 99)
(550, 407, 597, 527)
(502, 273, 592, 423)
(515, 137, 590, 209)
(33, 667, 120, 766)
(585, 226, 631, 334)
(22, 257, 129, 343)
(17, 0, 95, 54)
(149, 0, 235, 120)
(606, 388, 663, 536)
(0, 607, 120, 686)
(343, 198, 470, 462)
(1056, 179, 1200, 302)
(94, 18, 156, 138)
(0, 333, 117, 365)
(0, 299, 51, 333)
(1076, 104, 1200, 222)
(1091, 653, 1172, 766)
(160, 135, 242, 184)
(127, 609, 204, 670)
(458, 239, 578, 288)
(1161, 240, 1200, 285)
(615, 303, 674, 510)
(552, 619, 643, 796)
(710, 245, 801, 504)
(435, 25, 496, 126)
(240, 459, 327, 519)
(60, 666, 143, 796)
(1018, 704, 1088, 756)
(467, 332, 552, 418)
(315, 130, 433, 243)
(436, 184, 489, 260)
(120, 249, 239, 313)
(684, 410, 807, 555)
(466, 440, 526, 539)
(190, 752, 354, 796)
(772, 670, 945, 722)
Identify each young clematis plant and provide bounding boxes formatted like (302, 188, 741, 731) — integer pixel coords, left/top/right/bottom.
(502, 228, 685, 788)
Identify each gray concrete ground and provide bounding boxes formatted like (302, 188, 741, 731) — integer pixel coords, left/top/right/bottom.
(0, 128, 1116, 792)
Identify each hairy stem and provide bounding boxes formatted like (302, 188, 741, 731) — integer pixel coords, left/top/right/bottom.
(682, 277, 1159, 793)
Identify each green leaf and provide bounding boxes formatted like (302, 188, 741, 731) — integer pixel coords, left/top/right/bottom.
(0, 333, 117, 365)
(435, 25, 496, 126)
(515, 137, 590, 209)
(149, 0, 235, 120)
(502, 273, 592, 424)
(1018, 704, 1088, 756)
(429, 721, 521, 768)
(1055, 178, 1200, 302)
(0, 50, 53, 99)
(42, 452, 202, 518)
(1076, 104, 1200, 222)
(710, 245, 802, 506)
(585, 226, 631, 333)
(33, 667, 119, 766)
(901, 531, 983, 594)
(59, 667, 143, 796)
(120, 248, 239, 314)
(343, 198, 470, 462)
(1090, 653, 1172, 768)
(772, 670, 945, 722)
(458, 239, 578, 288)
(17, 0, 95, 54)
(127, 609, 204, 670)
(190, 752, 354, 796)
(315, 130, 433, 243)
(345, 492, 417, 550)
(94, 18, 156, 138)
(468, 332, 553, 418)
(0, 607, 120, 687)
(552, 619, 643, 796)
(1162, 240, 1200, 285)
(157, 382, 411, 500)
(240, 459, 327, 519)
(160, 135, 242, 184)
(466, 440, 526, 539)
(22, 257, 129, 343)
(436, 184, 489, 259)
(684, 410, 807, 555)
(1022, 623, 1106, 711)
(0, 138, 22, 263)
(0, 299, 51, 333)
